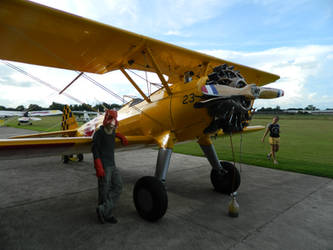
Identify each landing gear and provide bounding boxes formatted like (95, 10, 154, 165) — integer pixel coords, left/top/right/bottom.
(77, 153, 84, 162)
(133, 176, 168, 222)
(133, 147, 172, 222)
(210, 161, 240, 194)
(63, 155, 70, 164)
(199, 140, 241, 194)
(62, 154, 84, 163)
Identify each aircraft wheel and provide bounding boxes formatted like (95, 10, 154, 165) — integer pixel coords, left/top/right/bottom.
(133, 176, 168, 222)
(78, 153, 84, 162)
(63, 155, 69, 164)
(210, 161, 240, 194)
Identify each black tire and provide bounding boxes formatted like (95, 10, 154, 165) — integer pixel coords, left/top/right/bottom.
(133, 176, 168, 222)
(77, 153, 84, 162)
(63, 155, 69, 164)
(210, 161, 240, 194)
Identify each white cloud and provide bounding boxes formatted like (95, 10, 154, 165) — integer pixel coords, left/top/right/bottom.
(30, 0, 228, 36)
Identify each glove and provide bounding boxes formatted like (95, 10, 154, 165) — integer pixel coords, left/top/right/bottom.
(116, 132, 128, 146)
(94, 158, 105, 177)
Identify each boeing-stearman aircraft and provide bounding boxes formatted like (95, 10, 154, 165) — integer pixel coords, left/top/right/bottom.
(0, 0, 283, 221)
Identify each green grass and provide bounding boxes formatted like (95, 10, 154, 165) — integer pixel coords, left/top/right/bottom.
(2, 115, 84, 132)
(174, 114, 333, 178)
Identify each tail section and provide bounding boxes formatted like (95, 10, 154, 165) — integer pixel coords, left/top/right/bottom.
(62, 105, 78, 131)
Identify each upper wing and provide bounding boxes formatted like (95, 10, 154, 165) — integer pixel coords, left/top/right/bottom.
(0, 0, 279, 86)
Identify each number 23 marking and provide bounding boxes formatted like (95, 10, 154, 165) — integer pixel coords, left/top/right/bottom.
(183, 93, 195, 104)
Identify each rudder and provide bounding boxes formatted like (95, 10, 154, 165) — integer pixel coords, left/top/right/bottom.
(62, 105, 78, 130)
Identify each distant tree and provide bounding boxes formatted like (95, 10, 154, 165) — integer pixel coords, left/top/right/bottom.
(93, 103, 105, 112)
(256, 107, 272, 112)
(49, 102, 64, 111)
(28, 104, 43, 111)
(109, 103, 121, 110)
(0, 105, 6, 110)
(16, 105, 25, 111)
(305, 105, 316, 111)
(92, 103, 121, 112)
(288, 108, 303, 110)
(82, 103, 93, 111)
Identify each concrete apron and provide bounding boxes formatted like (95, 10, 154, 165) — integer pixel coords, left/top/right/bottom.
(0, 127, 332, 250)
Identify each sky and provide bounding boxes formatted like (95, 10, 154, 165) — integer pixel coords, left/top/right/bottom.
(0, 0, 332, 109)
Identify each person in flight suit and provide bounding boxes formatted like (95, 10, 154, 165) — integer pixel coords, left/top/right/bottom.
(92, 109, 128, 224)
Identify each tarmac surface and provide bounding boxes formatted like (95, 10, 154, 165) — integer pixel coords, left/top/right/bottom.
(0, 127, 332, 250)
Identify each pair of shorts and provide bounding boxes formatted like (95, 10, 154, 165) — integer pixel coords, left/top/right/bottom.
(269, 137, 280, 145)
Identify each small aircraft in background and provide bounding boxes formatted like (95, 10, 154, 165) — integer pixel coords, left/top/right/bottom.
(0, 110, 62, 125)
(73, 110, 99, 122)
(0, 0, 284, 222)
(17, 111, 41, 125)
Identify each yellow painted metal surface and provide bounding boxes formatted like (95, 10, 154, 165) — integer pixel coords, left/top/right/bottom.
(0, 137, 91, 146)
(9, 129, 78, 139)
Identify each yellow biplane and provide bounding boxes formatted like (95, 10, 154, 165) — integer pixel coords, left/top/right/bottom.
(0, 0, 283, 221)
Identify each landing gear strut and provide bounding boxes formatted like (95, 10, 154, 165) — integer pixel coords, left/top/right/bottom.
(199, 140, 241, 194)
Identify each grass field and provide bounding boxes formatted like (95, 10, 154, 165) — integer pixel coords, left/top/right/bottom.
(174, 114, 333, 178)
(2, 114, 332, 178)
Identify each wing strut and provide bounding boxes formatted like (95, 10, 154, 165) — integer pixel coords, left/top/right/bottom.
(120, 67, 151, 103)
(59, 72, 84, 94)
(145, 48, 172, 96)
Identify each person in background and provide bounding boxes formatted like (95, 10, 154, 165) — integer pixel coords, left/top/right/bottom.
(92, 109, 128, 224)
(261, 116, 280, 165)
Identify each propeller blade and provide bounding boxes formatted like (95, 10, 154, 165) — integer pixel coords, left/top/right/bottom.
(201, 84, 283, 99)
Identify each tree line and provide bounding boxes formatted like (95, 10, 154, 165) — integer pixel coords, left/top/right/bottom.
(256, 105, 332, 113)
(0, 102, 121, 112)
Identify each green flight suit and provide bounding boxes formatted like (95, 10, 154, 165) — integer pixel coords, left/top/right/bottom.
(92, 126, 123, 220)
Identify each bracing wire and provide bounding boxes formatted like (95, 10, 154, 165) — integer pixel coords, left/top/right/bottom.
(239, 132, 243, 173)
(2, 61, 84, 104)
(229, 133, 238, 193)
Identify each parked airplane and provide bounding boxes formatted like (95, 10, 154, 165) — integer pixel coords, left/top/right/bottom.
(73, 111, 99, 122)
(0, 110, 62, 125)
(0, 0, 283, 221)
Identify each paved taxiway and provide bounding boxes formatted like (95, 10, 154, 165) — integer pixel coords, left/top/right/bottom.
(0, 127, 332, 250)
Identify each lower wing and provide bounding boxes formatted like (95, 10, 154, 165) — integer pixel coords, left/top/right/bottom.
(0, 126, 263, 161)
(0, 136, 155, 160)
(217, 125, 265, 136)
